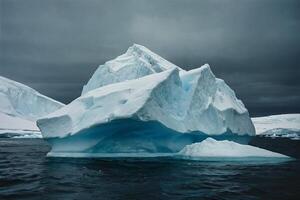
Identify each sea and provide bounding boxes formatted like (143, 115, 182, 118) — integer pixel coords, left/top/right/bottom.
(0, 138, 300, 200)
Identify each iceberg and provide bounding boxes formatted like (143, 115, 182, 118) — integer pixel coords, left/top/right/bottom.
(178, 137, 288, 158)
(38, 44, 255, 156)
(0, 76, 64, 138)
(252, 114, 300, 135)
(252, 114, 300, 140)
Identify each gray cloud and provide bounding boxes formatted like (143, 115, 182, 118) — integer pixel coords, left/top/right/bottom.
(0, 0, 299, 116)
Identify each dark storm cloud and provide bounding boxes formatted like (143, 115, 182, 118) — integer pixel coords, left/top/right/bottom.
(1, 0, 300, 116)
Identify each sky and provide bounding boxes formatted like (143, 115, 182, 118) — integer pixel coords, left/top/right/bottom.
(0, 0, 299, 117)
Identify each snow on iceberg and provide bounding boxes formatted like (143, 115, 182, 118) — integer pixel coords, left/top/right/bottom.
(82, 44, 182, 95)
(38, 44, 255, 155)
(178, 137, 288, 158)
(0, 76, 64, 137)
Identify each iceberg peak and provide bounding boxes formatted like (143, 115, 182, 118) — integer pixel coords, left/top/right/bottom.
(82, 44, 181, 95)
(127, 43, 180, 70)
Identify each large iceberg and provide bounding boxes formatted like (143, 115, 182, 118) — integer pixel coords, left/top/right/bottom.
(0, 76, 64, 138)
(38, 44, 255, 155)
(178, 137, 288, 158)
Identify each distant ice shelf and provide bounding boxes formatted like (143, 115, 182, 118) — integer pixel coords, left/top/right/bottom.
(252, 114, 300, 140)
(0, 129, 42, 139)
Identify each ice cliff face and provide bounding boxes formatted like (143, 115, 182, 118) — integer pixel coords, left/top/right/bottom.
(0, 76, 64, 137)
(38, 44, 255, 155)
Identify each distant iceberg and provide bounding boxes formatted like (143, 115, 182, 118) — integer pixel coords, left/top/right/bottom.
(0, 76, 64, 138)
(252, 114, 300, 134)
(252, 114, 300, 140)
(38, 44, 255, 156)
(178, 137, 288, 158)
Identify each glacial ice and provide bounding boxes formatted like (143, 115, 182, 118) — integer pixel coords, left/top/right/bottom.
(0, 76, 64, 137)
(38, 44, 255, 155)
(252, 114, 300, 140)
(0, 112, 39, 131)
(0, 76, 64, 120)
(178, 138, 288, 158)
(252, 114, 300, 134)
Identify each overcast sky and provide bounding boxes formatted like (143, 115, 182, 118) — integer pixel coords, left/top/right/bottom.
(1, 0, 299, 116)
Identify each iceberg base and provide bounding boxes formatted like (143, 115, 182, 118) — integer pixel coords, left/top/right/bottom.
(45, 119, 252, 157)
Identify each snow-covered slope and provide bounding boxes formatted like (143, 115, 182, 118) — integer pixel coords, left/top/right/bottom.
(0, 76, 64, 137)
(252, 114, 300, 135)
(178, 138, 288, 158)
(38, 44, 255, 155)
(82, 44, 182, 95)
(0, 76, 64, 121)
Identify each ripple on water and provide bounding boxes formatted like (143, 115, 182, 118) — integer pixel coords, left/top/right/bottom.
(0, 138, 300, 200)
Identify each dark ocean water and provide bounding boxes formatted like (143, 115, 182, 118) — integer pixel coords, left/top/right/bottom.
(0, 139, 300, 200)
